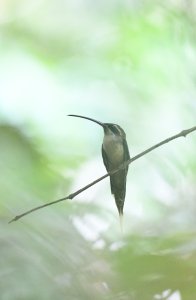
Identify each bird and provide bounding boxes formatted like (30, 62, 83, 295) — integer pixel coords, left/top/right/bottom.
(68, 114, 130, 227)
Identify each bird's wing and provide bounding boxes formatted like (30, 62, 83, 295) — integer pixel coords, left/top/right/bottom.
(102, 145, 115, 195)
(123, 139, 130, 173)
(101, 145, 109, 172)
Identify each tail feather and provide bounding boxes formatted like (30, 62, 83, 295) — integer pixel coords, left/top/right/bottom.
(110, 171, 127, 233)
(115, 196, 124, 215)
(115, 198, 124, 234)
(119, 212, 123, 234)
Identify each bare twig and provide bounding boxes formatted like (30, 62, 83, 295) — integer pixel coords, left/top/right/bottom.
(9, 126, 196, 223)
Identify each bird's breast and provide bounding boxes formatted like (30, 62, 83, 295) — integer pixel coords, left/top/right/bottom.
(103, 135, 124, 166)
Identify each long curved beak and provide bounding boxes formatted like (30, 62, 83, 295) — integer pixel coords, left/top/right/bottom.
(68, 114, 104, 127)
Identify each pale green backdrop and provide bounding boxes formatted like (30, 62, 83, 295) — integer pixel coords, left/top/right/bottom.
(0, 1, 196, 299)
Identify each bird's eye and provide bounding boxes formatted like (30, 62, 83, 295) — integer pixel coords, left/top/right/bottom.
(110, 125, 120, 135)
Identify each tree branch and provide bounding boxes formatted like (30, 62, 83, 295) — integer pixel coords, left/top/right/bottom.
(9, 126, 196, 223)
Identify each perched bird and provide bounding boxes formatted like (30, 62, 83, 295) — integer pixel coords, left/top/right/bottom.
(68, 114, 130, 226)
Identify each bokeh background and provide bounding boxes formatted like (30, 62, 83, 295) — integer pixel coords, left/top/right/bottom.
(0, 1, 196, 299)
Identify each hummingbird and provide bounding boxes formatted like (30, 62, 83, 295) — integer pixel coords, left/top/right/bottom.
(68, 114, 130, 223)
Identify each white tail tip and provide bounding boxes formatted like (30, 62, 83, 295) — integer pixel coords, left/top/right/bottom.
(119, 213, 123, 235)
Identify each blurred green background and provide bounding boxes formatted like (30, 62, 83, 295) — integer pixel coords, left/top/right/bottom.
(0, 1, 196, 299)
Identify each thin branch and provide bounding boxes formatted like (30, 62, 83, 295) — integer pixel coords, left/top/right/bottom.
(9, 126, 196, 223)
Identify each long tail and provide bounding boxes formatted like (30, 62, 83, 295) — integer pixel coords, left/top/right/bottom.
(116, 201, 124, 234)
(109, 172, 126, 234)
(119, 212, 123, 234)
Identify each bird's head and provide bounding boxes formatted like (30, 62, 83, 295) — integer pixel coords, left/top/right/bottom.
(103, 123, 126, 138)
